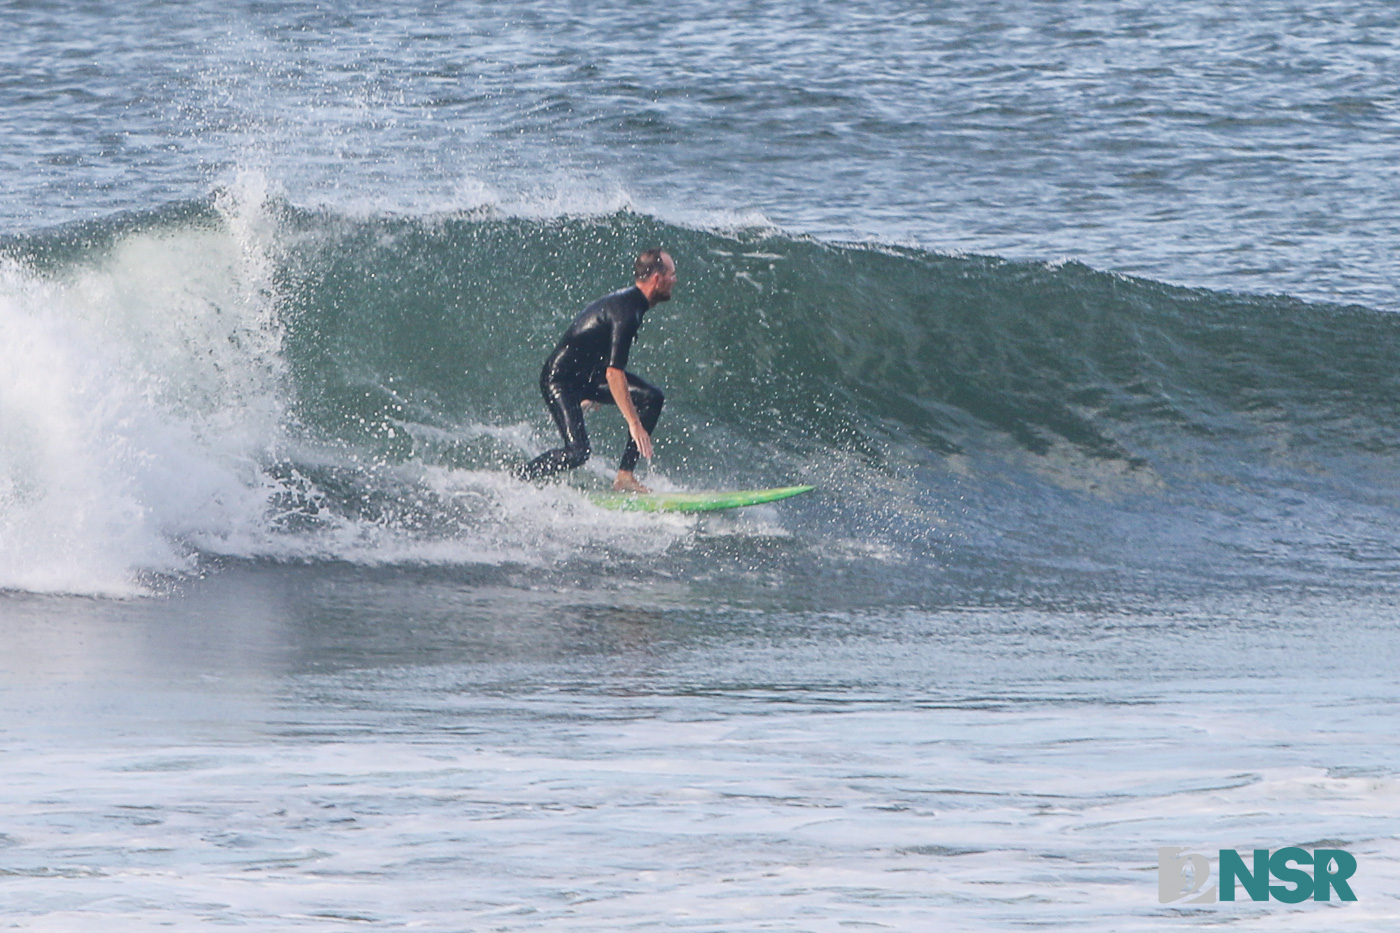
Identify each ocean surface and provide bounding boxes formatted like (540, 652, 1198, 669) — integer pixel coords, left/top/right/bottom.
(3, 1, 1400, 929)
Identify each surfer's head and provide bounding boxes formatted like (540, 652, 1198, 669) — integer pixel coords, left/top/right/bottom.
(634, 249, 676, 304)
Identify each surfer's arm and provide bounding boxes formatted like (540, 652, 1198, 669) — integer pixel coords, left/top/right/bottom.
(606, 366, 652, 460)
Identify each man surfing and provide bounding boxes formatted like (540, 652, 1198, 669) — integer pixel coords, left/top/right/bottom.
(518, 249, 677, 493)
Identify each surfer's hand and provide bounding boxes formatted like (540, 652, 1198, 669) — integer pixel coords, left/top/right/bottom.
(631, 424, 653, 460)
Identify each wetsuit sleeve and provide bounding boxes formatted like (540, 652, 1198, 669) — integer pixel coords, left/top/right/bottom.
(607, 311, 639, 371)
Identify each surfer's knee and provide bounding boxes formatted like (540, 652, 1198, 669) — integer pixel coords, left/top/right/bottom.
(635, 383, 664, 414)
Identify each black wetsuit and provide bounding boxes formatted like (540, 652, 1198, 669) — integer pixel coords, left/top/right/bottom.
(519, 285, 664, 480)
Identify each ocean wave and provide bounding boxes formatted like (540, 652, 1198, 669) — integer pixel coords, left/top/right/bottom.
(4, 191, 1400, 596)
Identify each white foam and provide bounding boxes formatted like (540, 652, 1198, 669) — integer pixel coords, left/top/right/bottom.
(0, 185, 285, 595)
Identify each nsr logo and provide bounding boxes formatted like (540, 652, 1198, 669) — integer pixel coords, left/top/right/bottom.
(1158, 847, 1358, 904)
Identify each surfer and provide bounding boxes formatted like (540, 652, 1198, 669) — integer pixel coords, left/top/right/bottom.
(518, 249, 677, 493)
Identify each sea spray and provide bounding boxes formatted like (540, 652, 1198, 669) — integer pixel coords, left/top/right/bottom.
(0, 188, 287, 594)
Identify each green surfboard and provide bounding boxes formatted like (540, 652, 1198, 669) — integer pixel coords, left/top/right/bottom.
(587, 485, 814, 513)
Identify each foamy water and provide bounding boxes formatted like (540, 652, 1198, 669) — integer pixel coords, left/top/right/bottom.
(3, 577, 1398, 930)
(0, 186, 285, 594)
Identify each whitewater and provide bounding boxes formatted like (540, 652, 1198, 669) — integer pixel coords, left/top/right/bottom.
(4, 1, 1400, 930)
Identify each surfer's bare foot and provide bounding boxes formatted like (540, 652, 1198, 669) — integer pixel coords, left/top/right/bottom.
(613, 471, 650, 493)
(581, 400, 599, 413)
